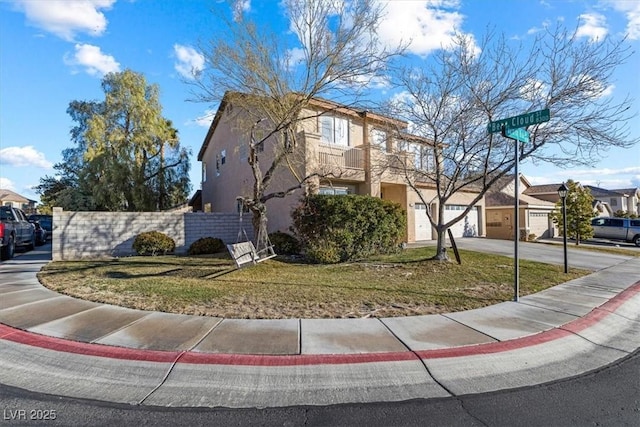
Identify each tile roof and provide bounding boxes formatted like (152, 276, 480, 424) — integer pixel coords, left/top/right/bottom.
(0, 188, 30, 203)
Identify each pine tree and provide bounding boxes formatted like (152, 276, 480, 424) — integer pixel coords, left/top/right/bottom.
(550, 180, 595, 245)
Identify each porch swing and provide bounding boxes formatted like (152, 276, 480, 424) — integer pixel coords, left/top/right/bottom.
(225, 197, 277, 269)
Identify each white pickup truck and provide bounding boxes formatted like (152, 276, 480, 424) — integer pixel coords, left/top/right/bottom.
(591, 217, 640, 247)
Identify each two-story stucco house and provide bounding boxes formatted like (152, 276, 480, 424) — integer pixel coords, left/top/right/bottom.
(585, 186, 640, 216)
(197, 92, 485, 243)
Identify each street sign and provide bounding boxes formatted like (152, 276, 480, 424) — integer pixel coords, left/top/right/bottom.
(502, 127, 530, 143)
(487, 108, 550, 133)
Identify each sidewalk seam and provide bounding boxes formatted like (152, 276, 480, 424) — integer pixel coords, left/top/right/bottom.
(377, 318, 455, 398)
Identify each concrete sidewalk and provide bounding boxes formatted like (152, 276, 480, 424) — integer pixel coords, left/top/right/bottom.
(0, 245, 639, 408)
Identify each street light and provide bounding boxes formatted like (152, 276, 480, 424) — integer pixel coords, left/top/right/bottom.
(557, 183, 569, 273)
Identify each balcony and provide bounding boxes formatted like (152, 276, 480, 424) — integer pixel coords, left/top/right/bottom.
(317, 145, 364, 170)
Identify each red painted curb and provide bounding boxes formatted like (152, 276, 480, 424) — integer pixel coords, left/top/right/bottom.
(1, 281, 638, 367)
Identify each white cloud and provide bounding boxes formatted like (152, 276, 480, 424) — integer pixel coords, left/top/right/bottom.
(576, 13, 608, 41)
(64, 43, 120, 76)
(232, 0, 251, 22)
(527, 19, 552, 35)
(378, 0, 474, 56)
(605, 0, 640, 40)
(519, 78, 548, 102)
(0, 177, 16, 191)
(190, 109, 216, 127)
(173, 44, 205, 80)
(13, 0, 115, 41)
(285, 47, 306, 70)
(0, 146, 53, 169)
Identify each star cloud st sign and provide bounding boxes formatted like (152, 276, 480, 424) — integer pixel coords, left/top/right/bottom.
(487, 108, 550, 133)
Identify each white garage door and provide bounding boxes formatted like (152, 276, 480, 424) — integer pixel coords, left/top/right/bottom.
(415, 203, 432, 241)
(444, 205, 479, 238)
(528, 212, 551, 239)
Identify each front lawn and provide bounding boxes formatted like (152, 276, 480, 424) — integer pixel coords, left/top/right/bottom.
(37, 247, 587, 319)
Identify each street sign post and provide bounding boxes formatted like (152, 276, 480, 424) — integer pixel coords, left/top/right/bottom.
(487, 108, 550, 133)
(487, 108, 551, 303)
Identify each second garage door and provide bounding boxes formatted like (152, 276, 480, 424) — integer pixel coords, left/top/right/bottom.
(444, 205, 479, 238)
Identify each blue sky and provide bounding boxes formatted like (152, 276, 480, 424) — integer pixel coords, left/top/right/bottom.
(1, 0, 639, 204)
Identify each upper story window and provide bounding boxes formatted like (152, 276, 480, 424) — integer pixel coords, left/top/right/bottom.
(239, 144, 248, 161)
(320, 115, 349, 146)
(371, 129, 388, 152)
(400, 141, 434, 171)
(202, 162, 207, 183)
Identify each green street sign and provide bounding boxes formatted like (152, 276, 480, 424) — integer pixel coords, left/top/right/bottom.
(487, 108, 550, 133)
(502, 127, 530, 143)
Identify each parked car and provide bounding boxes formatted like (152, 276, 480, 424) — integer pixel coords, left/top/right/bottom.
(30, 220, 47, 245)
(28, 214, 52, 235)
(1, 206, 36, 260)
(591, 217, 640, 247)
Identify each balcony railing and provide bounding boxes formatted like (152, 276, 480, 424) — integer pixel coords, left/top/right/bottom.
(317, 146, 364, 170)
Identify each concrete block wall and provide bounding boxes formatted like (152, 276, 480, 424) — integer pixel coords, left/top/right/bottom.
(52, 208, 254, 260)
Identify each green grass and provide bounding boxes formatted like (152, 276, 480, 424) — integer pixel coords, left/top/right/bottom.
(38, 247, 588, 319)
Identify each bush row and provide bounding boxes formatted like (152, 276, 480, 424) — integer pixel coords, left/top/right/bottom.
(133, 195, 405, 264)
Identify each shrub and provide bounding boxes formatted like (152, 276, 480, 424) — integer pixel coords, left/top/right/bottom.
(291, 194, 406, 263)
(188, 237, 226, 255)
(133, 231, 175, 256)
(268, 231, 301, 255)
(304, 240, 341, 264)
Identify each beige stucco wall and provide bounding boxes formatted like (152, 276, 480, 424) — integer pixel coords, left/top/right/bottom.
(486, 207, 554, 240)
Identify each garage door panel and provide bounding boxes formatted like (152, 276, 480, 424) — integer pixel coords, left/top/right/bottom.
(415, 203, 431, 241)
(445, 205, 478, 238)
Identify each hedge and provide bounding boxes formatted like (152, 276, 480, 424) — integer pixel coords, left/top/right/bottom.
(291, 194, 406, 263)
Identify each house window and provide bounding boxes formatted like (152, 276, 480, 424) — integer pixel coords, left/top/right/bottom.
(318, 186, 352, 195)
(221, 150, 226, 165)
(236, 199, 250, 213)
(215, 155, 220, 177)
(320, 115, 349, 146)
(202, 162, 207, 183)
(239, 144, 248, 161)
(253, 129, 265, 153)
(371, 129, 388, 151)
(402, 142, 434, 171)
(610, 198, 617, 207)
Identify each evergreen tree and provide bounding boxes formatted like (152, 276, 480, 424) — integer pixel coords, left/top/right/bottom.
(550, 180, 595, 245)
(37, 70, 191, 211)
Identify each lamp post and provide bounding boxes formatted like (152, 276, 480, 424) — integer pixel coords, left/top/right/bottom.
(557, 183, 569, 273)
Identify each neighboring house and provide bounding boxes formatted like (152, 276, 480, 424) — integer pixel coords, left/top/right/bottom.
(486, 175, 556, 240)
(526, 183, 639, 217)
(585, 186, 639, 216)
(523, 182, 639, 219)
(197, 92, 485, 243)
(0, 189, 37, 213)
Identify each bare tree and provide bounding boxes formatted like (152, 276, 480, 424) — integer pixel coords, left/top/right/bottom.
(386, 25, 638, 260)
(192, 0, 405, 245)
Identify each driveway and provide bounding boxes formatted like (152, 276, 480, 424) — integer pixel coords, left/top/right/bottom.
(411, 238, 635, 271)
